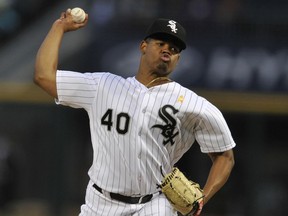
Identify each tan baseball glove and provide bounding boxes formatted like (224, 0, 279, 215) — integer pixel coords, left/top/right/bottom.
(158, 167, 204, 215)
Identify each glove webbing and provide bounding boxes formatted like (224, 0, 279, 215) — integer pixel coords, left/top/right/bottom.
(159, 167, 178, 188)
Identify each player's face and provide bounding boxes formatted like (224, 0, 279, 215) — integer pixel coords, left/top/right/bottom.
(141, 38, 181, 76)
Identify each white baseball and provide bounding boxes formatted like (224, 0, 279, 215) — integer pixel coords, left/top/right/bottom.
(71, 7, 86, 23)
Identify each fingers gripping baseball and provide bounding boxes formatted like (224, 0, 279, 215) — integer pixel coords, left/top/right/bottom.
(57, 7, 88, 32)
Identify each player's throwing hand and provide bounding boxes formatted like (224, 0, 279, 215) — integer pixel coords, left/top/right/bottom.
(57, 8, 88, 32)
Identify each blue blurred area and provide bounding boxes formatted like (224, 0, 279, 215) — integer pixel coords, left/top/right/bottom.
(2, 0, 288, 92)
(0, 1, 288, 216)
(0, 0, 59, 44)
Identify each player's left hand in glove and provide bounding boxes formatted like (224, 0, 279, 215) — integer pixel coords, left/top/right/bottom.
(158, 167, 205, 216)
(193, 198, 204, 216)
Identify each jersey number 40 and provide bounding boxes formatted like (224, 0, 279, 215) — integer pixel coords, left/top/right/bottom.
(101, 109, 130, 135)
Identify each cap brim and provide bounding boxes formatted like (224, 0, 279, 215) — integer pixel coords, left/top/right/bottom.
(145, 32, 186, 51)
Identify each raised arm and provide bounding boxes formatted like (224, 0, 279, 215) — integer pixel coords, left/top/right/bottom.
(34, 9, 88, 98)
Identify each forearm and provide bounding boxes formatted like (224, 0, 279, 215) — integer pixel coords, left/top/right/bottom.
(202, 149, 234, 204)
(34, 21, 65, 97)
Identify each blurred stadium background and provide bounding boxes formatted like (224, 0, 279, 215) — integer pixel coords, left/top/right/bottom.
(0, 0, 288, 215)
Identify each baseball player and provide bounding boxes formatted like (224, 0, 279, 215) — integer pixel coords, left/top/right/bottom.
(34, 9, 235, 216)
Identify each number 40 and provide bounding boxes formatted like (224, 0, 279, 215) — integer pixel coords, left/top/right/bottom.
(101, 109, 130, 134)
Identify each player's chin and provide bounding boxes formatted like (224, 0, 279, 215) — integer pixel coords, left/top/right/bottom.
(155, 63, 171, 76)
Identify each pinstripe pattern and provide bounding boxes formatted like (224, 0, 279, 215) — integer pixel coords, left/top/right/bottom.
(56, 70, 236, 215)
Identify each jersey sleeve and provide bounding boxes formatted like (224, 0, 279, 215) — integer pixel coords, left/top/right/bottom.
(195, 100, 236, 153)
(56, 70, 104, 110)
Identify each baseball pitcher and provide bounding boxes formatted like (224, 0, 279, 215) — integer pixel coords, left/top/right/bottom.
(34, 8, 235, 216)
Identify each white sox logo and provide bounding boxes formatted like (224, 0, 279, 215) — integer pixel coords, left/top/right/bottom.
(167, 20, 178, 33)
(151, 105, 179, 146)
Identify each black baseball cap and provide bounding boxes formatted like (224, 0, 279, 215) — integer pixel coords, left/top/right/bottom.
(144, 18, 187, 51)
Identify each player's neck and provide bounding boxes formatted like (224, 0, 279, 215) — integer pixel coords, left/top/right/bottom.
(135, 73, 172, 88)
(145, 76, 172, 88)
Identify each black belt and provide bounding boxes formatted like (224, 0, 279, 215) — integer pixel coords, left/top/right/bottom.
(93, 183, 153, 204)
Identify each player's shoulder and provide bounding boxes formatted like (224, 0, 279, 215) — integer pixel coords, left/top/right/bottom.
(84, 72, 125, 83)
(173, 82, 212, 112)
(174, 82, 206, 100)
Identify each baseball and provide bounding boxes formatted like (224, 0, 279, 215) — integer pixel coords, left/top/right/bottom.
(71, 7, 86, 23)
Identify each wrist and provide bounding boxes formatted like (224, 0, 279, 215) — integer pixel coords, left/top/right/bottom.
(202, 189, 209, 205)
(52, 20, 66, 34)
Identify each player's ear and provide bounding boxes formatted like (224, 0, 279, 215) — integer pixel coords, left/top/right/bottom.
(140, 40, 147, 54)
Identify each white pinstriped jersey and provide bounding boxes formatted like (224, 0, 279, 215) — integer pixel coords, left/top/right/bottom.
(56, 70, 236, 196)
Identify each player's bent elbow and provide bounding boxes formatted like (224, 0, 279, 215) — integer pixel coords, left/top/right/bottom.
(224, 150, 235, 176)
(222, 149, 235, 170)
(33, 71, 57, 98)
(33, 73, 41, 86)
(208, 149, 235, 171)
(33, 72, 47, 88)
(227, 149, 235, 167)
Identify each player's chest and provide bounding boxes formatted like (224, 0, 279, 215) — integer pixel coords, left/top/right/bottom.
(98, 87, 189, 132)
(101, 87, 185, 113)
(97, 87, 195, 149)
